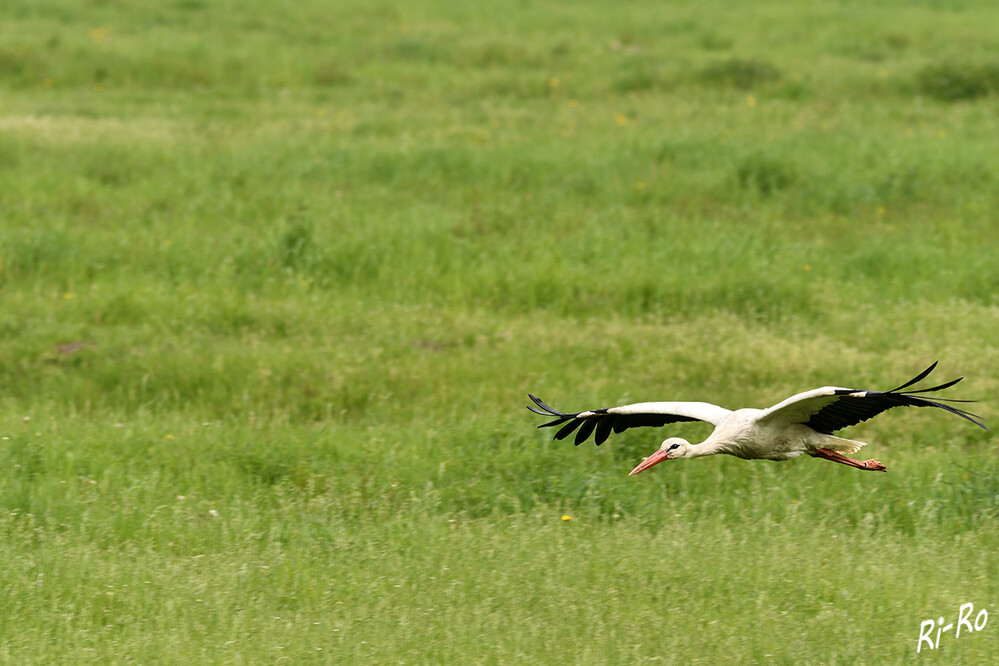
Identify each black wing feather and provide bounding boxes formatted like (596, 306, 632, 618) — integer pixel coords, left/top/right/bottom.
(526, 394, 701, 446)
(804, 363, 988, 434)
(555, 419, 584, 440)
(594, 419, 614, 446)
(884, 361, 939, 393)
(574, 419, 598, 446)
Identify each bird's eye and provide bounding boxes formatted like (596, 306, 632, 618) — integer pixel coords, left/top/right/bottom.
(668, 443, 680, 451)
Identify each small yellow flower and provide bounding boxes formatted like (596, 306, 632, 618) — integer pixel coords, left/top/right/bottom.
(877, 206, 886, 215)
(938, 130, 947, 139)
(548, 77, 560, 89)
(88, 26, 111, 44)
(568, 98, 578, 108)
(561, 515, 573, 521)
(802, 264, 811, 272)
(63, 292, 74, 299)
(746, 96, 757, 107)
(614, 112, 628, 127)
(635, 181, 647, 190)
(165, 434, 175, 439)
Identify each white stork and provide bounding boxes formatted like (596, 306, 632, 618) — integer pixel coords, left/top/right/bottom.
(527, 362, 987, 475)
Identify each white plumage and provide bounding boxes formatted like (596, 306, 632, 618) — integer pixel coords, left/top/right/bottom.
(528, 362, 987, 475)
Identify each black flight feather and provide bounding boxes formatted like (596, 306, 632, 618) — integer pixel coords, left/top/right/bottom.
(526, 393, 701, 446)
(803, 363, 988, 434)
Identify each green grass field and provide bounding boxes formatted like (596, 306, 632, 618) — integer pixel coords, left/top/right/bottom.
(2, 0, 998, 662)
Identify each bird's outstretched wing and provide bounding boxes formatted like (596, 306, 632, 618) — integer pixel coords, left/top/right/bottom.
(527, 394, 732, 445)
(757, 362, 988, 433)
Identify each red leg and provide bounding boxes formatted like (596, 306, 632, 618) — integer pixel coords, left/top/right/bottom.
(809, 448, 887, 472)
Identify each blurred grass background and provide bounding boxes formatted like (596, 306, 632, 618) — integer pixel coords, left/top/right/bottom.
(1, 0, 998, 662)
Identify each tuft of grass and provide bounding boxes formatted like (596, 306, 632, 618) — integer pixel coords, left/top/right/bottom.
(917, 61, 999, 101)
(734, 151, 796, 196)
(697, 57, 781, 89)
(612, 56, 672, 93)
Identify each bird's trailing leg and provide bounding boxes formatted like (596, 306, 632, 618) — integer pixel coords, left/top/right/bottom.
(809, 448, 887, 472)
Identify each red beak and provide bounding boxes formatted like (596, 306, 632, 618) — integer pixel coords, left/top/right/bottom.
(629, 447, 671, 476)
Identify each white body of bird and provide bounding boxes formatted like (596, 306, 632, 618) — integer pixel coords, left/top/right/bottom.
(528, 363, 987, 475)
(666, 414, 865, 462)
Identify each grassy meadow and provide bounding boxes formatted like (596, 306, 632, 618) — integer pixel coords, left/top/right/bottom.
(3, 0, 999, 661)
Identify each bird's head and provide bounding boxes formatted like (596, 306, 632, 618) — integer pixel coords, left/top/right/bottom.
(629, 437, 692, 476)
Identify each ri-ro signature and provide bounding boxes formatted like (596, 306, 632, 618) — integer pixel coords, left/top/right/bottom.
(917, 602, 988, 653)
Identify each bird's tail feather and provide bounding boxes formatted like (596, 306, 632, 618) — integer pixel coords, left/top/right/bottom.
(823, 435, 867, 455)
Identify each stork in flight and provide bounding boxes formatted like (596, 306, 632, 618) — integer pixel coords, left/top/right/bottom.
(527, 362, 987, 475)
